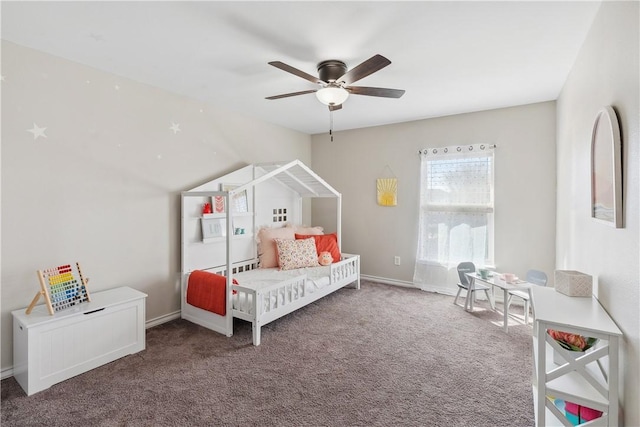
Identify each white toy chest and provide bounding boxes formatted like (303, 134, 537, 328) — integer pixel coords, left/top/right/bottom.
(12, 286, 147, 396)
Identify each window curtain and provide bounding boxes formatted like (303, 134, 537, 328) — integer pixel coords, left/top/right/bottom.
(413, 144, 495, 293)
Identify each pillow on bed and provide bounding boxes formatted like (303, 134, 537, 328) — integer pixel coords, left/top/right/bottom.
(295, 232, 341, 263)
(257, 226, 296, 268)
(293, 225, 324, 235)
(275, 237, 319, 270)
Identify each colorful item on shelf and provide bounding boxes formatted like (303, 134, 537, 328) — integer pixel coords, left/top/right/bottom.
(565, 401, 603, 424)
(202, 203, 212, 214)
(548, 329, 598, 351)
(551, 398, 603, 425)
(27, 262, 91, 316)
(214, 196, 225, 213)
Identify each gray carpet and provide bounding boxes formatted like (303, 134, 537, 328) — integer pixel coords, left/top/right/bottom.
(1, 280, 534, 426)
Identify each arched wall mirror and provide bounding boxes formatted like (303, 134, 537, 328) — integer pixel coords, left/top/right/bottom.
(590, 106, 623, 228)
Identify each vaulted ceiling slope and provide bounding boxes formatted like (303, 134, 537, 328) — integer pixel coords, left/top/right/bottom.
(1, 1, 601, 134)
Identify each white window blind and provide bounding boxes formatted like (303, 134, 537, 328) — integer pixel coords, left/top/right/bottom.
(413, 144, 495, 293)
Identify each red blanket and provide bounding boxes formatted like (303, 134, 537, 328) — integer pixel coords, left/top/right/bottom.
(186, 270, 237, 316)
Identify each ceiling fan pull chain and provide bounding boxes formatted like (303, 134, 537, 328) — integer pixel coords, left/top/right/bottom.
(329, 109, 334, 142)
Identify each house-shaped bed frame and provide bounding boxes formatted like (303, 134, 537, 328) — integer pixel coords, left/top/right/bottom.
(180, 160, 360, 345)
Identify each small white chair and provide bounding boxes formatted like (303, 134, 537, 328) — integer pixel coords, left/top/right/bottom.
(454, 262, 495, 311)
(507, 269, 547, 324)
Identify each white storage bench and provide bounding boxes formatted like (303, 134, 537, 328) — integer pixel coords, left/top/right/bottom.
(12, 286, 147, 396)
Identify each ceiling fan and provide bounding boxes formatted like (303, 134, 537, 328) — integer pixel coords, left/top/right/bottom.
(266, 54, 405, 111)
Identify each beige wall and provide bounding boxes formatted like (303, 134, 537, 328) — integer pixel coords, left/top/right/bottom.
(3, 4, 637, 420)
(0, 41, 311, 371)
(311, 102, 557, 294)
(556, 2, 639, 425)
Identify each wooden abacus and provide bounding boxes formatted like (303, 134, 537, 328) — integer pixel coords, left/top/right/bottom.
(26, 262, 91, 315)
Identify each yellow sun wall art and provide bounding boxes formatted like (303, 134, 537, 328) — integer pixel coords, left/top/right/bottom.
(377, 178, 397, 206)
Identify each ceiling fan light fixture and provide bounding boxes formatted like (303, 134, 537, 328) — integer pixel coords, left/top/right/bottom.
(315, 86, 349, 106)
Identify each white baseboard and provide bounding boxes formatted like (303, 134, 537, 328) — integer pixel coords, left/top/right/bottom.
(1, 366, 14, 380)
(361, 274, 461, 296)
(360, 274, 418, 288)
(359, 275, 524, 306)
(145, 310, 181, 329)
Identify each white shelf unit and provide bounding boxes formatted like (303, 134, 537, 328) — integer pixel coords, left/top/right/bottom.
(531, 286, 622, 426)
(201, 212, 254, 244)
(202, 233, 255, 244)
(12, 286, 147, 396)
(202, 212, 254, 219)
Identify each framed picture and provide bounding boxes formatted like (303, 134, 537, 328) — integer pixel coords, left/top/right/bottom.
(213, 195, 225, 213)
(201, 218, 226, 239)
(221, 183, 249, 213)
(590, 106, 622, 228)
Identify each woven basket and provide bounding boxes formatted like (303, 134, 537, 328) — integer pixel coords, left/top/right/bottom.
(554, 270, 592, 297)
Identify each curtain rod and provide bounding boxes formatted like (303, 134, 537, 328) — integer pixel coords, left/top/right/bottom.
(418, 144, 496, 155)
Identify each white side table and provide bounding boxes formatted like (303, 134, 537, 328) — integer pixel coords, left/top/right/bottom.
(531, 286, 622, 426)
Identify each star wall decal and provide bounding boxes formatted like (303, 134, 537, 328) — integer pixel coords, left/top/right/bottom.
(89, 33, 104, 42)
(27, 123, 47, 140)
(169, 122, 181, 134)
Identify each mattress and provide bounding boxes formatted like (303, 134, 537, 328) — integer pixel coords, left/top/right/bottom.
(231, 265, 332, 314)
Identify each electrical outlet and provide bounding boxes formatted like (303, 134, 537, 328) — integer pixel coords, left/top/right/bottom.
(394, 256, 401, 266)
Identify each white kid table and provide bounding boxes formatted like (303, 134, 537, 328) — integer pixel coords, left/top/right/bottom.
(466, 272, 531, 333)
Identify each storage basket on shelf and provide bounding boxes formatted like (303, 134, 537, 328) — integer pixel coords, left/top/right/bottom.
(554, 270, 592, 297)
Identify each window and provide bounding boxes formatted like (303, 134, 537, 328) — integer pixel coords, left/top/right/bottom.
(414, 145, 495, 290)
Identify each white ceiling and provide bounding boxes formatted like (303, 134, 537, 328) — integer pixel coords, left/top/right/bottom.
(1, 1, 601, 135)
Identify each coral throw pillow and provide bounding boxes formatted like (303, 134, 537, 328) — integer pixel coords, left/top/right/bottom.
(295, 232, 341, 263)
(275, 237, 319, 270)
(257, 226, 296, 268)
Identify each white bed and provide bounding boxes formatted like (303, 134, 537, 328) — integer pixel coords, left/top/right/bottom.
(180, 160, 360, 346)
(182, 254, 360, 345)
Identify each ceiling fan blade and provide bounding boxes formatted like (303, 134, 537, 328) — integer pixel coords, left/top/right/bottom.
(347, 86, 405, 98)
(329, 104, 343, 112)
(338, 54, 391, 85)
(265, 89, 318, 100)
(268, 61, 323, 85)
